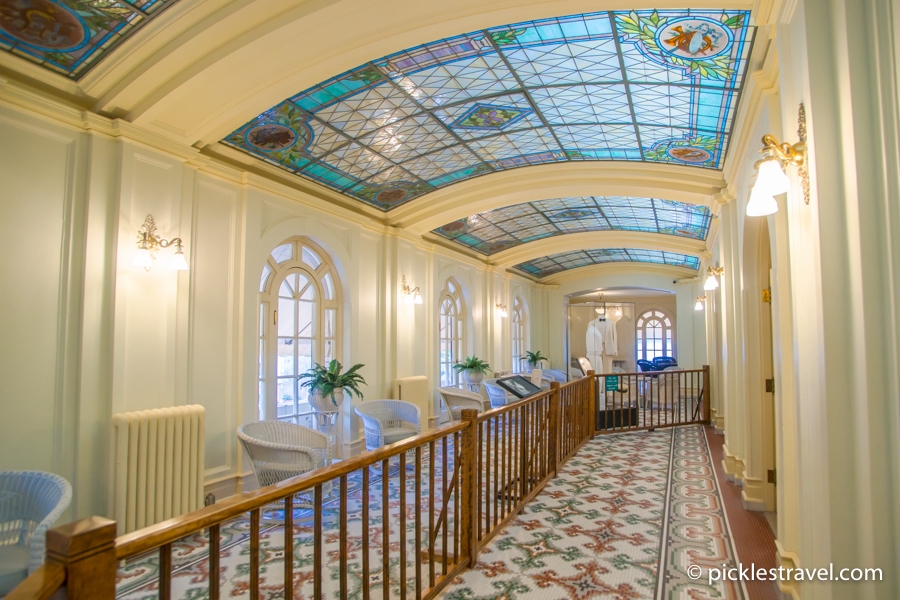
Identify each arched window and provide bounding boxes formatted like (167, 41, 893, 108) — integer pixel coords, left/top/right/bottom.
(438, 278, 466, 387)
(511, 297, 526, 373)
(259, 238, 341, 422)
(636, 309, 674, 362)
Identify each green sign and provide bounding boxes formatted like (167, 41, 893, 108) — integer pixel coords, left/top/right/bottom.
(605, 376, 620, 392)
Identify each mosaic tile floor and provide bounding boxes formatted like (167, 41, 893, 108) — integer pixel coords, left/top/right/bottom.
(115, 425, 744, 600)
(439, 426, 747, 600)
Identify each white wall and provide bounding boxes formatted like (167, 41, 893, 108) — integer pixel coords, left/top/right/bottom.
(0, 101, 546, 519)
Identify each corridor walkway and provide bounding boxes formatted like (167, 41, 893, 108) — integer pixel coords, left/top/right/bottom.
(439, 426, 749, 600)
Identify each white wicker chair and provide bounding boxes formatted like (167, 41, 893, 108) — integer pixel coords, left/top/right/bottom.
(237, 421, 332, 501)
(0, 471, 71, 596)
(530, 369, 552, 390)
(483, 378, 514, 408)
(354, 400, 421, 453)
(543, 368, 567, 383)
(438, 387, 485, 421)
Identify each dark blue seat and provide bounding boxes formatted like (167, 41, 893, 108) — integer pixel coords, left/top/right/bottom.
(636, 359, 656, 372)
(653, 356, 677, 369)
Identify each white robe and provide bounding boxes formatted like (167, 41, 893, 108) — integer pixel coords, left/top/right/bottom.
(586, 318, 617, 372)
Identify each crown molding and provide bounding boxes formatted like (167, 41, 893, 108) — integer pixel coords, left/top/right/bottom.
(539, 262, 699, 285)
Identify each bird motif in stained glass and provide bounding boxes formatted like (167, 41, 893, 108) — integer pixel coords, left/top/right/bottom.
(246, 123, 299, 152)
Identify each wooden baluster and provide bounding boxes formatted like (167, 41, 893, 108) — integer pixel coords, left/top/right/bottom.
(459, 409, 478, 566)
(398, 456, 406, 600)
(210, 523, 221, 600)
(441, 436, 448, 576)
(382, 459, 389, 600)
(453, 432, 459, 563)
(500, 413, 507, 518)
(159, 543, 172, 600)
(587, 370, 596, 438)
(340, 475, 349, 600)
(484, 420, 491, 537)
(477, 421, 483, 542)
(314, 487, 323, 600)
(250, 508, 260, 600)
(363, 467, 371, 600)
(492, 417, 498, 527)
(549, 382, 559, 477)
(415, 446, 422, 600)
(428, 440, 435, 588)
(519, 404, 527, 502)
(704, 365, 711, 423)
(283, 496, 292, 600)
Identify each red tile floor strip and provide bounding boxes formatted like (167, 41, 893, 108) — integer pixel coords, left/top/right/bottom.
(705, 425, 782, 600)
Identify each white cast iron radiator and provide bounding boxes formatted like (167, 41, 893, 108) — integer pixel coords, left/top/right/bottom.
(110, 405, 206, 535)
(393, 376, 430, 424)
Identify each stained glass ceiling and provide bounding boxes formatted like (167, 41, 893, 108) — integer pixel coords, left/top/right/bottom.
(434, 196, 710, 255)
(224, 9, 753, 210)
(0, 0, 178, 78)
(516, 248, 700, 278)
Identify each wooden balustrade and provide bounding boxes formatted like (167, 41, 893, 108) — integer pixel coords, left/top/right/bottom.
(592, 365, 711, 434)
(12, 375, 599, 600)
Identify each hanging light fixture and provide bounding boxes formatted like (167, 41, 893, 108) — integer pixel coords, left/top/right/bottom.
(495, 302, 508, 318)
(595, 293, 607, 316)
(695, 296, 707, 311)
(746, 105, 809, 216)
(704, 266, 724, 291)
(132, 215, 188, 271)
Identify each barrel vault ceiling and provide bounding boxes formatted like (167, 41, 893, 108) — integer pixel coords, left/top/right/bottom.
(0, 4, 753, 279)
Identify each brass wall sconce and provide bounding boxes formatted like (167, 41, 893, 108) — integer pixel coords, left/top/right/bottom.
(496, 303, 509, 318)
(695, 296, 707, 311)
(747, 103, 810, 216)
(704, 266, 724, 291)
(400, 276, 423, 305)
(133, 215, 188, 271)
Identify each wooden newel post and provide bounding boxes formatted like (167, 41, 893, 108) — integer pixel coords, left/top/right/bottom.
(459, 409, 479, 566)
(548, 382, 560, 477)
(703, 365, 711, 423)
(46, 516, 117, 600)
(587, 370, 596, 436)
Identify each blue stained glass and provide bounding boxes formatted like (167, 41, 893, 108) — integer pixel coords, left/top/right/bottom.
(433, 196, 711, 255)
(224, 8, 754, 211)
(515, 248, 700, 278)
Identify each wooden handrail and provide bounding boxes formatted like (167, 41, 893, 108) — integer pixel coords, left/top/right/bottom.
(5, 563, 66, 600)
(116, 419, 467, 559)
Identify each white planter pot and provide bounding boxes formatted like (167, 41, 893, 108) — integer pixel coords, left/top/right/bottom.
(462, 370, 485, 387)
(310, 387, 343, 412)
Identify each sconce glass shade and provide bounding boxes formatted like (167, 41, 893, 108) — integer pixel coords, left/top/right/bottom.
(414, 291, 423, 305)
(695, 300, 704, 311)
(747, 184, 779, 217)
(402, 293, 414, 306)
(170, 249, 189, 271)
(756, 158, 790, 195)
(133, 247, 153, 268)
(704, 274, 720, 291)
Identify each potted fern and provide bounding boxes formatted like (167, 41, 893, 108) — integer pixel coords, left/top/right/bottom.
(452, 355, 492, 387)
(299, 360, 367, 412)
(524, 350, 547, 371)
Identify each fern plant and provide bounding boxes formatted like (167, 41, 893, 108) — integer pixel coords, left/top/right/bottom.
(298, 360, 367, 406)
(524, 350, 547, 365)
(452, 355, 492, 375)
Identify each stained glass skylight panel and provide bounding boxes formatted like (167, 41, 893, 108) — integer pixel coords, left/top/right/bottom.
(516, 248, 700, 278)
(434, 196, 711, 255)
(224, 9, 754, 210)
(0, 0, 178, 78)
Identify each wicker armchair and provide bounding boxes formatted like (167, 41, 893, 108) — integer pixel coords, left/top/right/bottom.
(542, 368, 567, 383)
(354, 400, 421, 453)
(483, 378, 514, 408)
(237, 421, 332, 500)
(438, 387, 485, 421)
(0, 471, 72, 596)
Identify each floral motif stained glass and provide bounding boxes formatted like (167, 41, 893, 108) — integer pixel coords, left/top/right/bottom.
(224, 9, 754, 210)
(434, 196, 711, 255)
(515, 248, 700, 278)
(0, 0, 178, 78)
